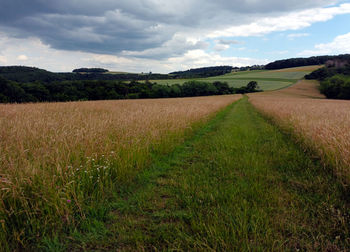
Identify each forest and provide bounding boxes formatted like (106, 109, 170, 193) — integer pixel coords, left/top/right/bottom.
(0, 66, 173, 83)
(0, 77, 260, 103)
(170, 66, 234, 78)
(265, 54, 350, 70)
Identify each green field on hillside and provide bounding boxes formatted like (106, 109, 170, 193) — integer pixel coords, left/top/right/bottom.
(150, 66, 320, 91)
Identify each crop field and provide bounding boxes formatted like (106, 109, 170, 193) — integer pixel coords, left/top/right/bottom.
(262, 79, 325, 98)
(0, 95, 240, 249)
(249, 80, 350, 184)
(150, 65, 321, 90)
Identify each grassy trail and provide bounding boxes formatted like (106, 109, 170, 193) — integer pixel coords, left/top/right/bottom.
(72, 98, 349, 251)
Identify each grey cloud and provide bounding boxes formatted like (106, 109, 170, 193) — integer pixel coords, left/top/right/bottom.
(214, 39, 242, 51)
(0, 0, 335, 57)
(218, 39, 241, 45)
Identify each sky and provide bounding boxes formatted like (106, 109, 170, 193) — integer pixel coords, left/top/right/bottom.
(0, 0, 350, 73)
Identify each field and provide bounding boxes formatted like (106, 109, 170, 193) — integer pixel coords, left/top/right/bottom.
(150, 65, 321, 90)
(249, 80, 350, 184)
(0, 95, 240, 249)
(1, 67, 350, 250)
(102, 97, 349, 251)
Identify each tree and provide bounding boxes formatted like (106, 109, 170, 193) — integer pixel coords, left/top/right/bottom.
(246, 81, 259, 92)
(0, 77, 28, 103)
(21, 82, 50, 101)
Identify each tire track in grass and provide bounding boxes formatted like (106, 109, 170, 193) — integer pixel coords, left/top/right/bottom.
(79, 97, 349, 251)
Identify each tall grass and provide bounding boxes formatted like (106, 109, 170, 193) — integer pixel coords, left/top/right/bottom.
(0, 95, 240, 249)
(249, 80, 350, 185)
(103, 97, 349, 251)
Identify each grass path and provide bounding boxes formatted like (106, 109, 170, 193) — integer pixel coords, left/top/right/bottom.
(69, 98, 349, 251)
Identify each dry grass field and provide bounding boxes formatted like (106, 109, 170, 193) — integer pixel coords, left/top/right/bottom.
(262, 79, 325, 98)
(249, 80, 350, 184)
(0, 95, 240, 247)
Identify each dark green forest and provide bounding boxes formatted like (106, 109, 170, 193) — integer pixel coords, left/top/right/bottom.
(265, 54, 350, 70)
(72, 68, 109, 73)
(0, 77, 260, 103)
(170, 66, 233, 78)
(0, 66, 173, 83)
(0, 66, 240, 83)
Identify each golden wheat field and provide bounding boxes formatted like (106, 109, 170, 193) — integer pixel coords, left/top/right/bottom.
(0, 95, 240, 181)
(0, 95, 240, 238)
(249, 80, 350, 184)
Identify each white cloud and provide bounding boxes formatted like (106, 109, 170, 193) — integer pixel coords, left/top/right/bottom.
(287, 33, 310, 39)
(0, 55, 7, 64)
(17, 55, 28, 61)
(0, 33, 89, 71)
(120, 34, 209, 59)
(166, 50, 268, 71)
(208, 3, 350, 38)
(214, 44, 230, 51)
(299, 32, 350, 56)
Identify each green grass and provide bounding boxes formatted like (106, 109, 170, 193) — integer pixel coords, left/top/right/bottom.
(63, 97, 349, 251)
(219, 70, 310, 79)
(151, 78, 293, 90)
(149, 67, 315, 91)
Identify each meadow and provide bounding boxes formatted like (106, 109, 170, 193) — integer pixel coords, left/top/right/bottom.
(150, 65, 321, 90)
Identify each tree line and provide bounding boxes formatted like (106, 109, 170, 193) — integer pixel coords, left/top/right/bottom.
(265, 54, 350, 70)
(0, 66, 241, 83)
(170, 66, 233, 78)
(72, 68, 109, 73)
(0, 66, 176, 83)
(0, 77, 260, 103)
(305, 62, 350, 99)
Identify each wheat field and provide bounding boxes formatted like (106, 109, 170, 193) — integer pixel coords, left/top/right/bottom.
(249, 81, 350, 184)
(0, 95, 241, 246)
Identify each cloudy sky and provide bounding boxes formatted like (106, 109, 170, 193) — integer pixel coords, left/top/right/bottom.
(0, 0, 350, 73)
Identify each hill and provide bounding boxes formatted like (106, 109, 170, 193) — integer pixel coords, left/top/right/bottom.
(72, 68, 109, 73)
(170, 66, 234, 78)
(0, 66, 172, 83)
(0, 66, 67, 82)
(265, 54, 350, 70)
(1, 54, 349, 83)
